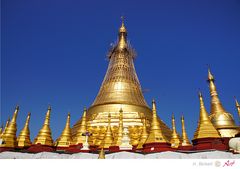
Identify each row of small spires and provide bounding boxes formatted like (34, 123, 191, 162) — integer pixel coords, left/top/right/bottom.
(0, 93, 239, 150)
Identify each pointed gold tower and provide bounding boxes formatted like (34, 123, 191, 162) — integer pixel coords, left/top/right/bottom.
(55, 113, 73, 147)
(0, 118, 9, 139)
(207, 69, 239, 137)
(72, 108, 87, 145)
(145, 100, 168, 144)
(17, 113, 32, 147)
(101, 113, 114, 148)
(136, 118, 148, 149)
(98, 148, 105, 159)
(0, 126, 3, 136)
(34, 106, 53, 146)
(0, 106, 19, 148)
(193, 92, 221, 139)
(235, 97, 240, 120)
(112, 108, 124, 146)
(170, 114, 180, 148)
(72, 18, 152, 137)
(180, 115, 191, 146)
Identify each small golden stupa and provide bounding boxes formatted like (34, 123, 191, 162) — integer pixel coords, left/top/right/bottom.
(193, 92, 220, 139)
(144, 100, 169, 144)
(0, 106, 19, 148)
(112, 108, 124, 146)
(72, 108, 87, 145)
(34, 106, 53, 146)
(180, 115, 191, 146)
(170, 114, 181, 148)
(235, 97, 240, 121)
(98, 148, 105, 159)
(17, 113, 31, 148)
(136, 118, 148, 149)
(207, 69, 239, 137)
(100, 114, 114, 148)
(55, 113, 73, 147)
(0, 119, 9, 139)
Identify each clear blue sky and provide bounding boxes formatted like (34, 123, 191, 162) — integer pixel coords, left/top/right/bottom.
(1, 0, 240, 141)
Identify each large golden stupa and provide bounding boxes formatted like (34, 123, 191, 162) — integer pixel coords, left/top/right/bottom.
(71, 18, 174, 146)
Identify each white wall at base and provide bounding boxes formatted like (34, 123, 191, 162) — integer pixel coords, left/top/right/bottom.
(0, 151, 239, 159)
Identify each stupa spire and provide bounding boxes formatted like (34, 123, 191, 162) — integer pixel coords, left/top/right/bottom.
(55, 113, 72, 147)
(34, 106, 53, 146)
(193, 92, 220, 139)
(235, 97, 240, 120)
(0, 125, 3, 136)
(170, 114, 180, 148)
(207, 69, 239, 137)
(17, 113, 32, 147)
(113, 108, 124, 146)
(180, 115, 191, 146)
(145, 100, 168, 144)
(101, 113, 114, 148)
(72, 108, 87, 145)
(0, 105, 19, 148)
(98, 148, 105, 159)
(136, 118, 148, 149)
(0, 118, 10, 139)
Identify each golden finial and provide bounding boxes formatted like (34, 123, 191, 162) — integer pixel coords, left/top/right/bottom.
(55, 112, 72, 147)
(17, 113, 32, 147)
(119, 16, 127, 33)
(145, 99, 168, 144)
(193, 92, 220, 140)
(98, 148, 105, 159)
(72, 108, 87, 145)
(1, 118, 10, 139)
(112, 109, 124, 146)
(0, 125, 3, 136)
(0, 106, 19, 148)
(34, 106, 53, 146)
(137, 118, 148, 149)
(170, 114, 180, 148)
(180, 115, 191, 146)
(207, 67, 214, 82)
(235, 97, 240, 120)
(101, 113, 114, 148)
(206, 69, 239, 137)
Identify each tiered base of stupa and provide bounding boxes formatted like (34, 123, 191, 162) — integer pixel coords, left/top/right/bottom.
(192, 138, 228, 151)
(0, 147, 15, 153)
(142, 143, 172, 153)
(27, 144, 55, 153)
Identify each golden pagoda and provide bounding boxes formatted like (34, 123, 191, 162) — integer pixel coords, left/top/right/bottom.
(17, 113, 31, 148)
(0, 118, 9, 139)
(71, 18, 173, 145)
(136, 118, 148, 149)
(235, 97, 240, 120)
(100, 114, 114, 148)
(98, 148, 105, 159)
(180, 115, 191, 146)
(193, 92, 221, 139)
(0, 126, 3, 136)
(55, 113, 73, 147)
(207, 69, 239, 137)
(72, 108, 87, 145)
(34, 106, 53, 146)
(112, 108, 124, 146)
(170, 114, 180, 148)
(145, 100, 169, 144)
(0, 106, 19, 148)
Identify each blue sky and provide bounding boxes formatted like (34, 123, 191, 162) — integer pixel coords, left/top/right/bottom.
(1, 0, 240, 141)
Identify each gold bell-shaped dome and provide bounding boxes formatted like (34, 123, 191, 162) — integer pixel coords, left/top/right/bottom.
(17, 113, 32, 147)
(193, 92, 220, 140)
(55, 113, 73, 147)
(145, 100, 169, 144)
(0, 106, 19, 148)
(207, 69, 239, 137)
(170, 114, 180, 148)
(34, 106, 53, 146)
